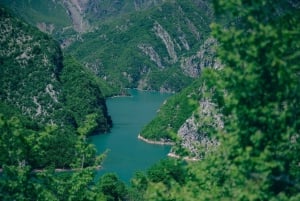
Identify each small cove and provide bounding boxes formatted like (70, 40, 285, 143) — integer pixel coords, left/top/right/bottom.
(90, 89, 172, 182)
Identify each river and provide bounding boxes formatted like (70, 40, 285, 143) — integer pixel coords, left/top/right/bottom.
(90, 89, 172, 182)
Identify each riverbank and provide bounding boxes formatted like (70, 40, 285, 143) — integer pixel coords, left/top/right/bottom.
(138, 134, 200, 161)
(138, 134, 175, 145)
(0, 166, 101, 173)
(167, 152, 200, 162)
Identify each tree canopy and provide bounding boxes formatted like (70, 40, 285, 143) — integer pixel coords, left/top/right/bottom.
(130, 0, 300, 200)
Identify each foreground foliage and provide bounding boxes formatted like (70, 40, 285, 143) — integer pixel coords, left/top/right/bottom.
(130, 0, 300, 200)
(0, 7, 110, 200)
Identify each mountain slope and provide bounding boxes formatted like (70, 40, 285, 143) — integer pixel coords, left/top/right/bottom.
(66, 0, 215, 92)
(1, 0, 216, 93)
(0, 7, 111, 133)
(0, 0, 166, 36)
(140, 70, 222, 159)
(0, 7, 113, 199)
(0, 0, 73, 36)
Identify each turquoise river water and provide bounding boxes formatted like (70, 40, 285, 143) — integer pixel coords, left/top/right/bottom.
(90, 89, 172, 182)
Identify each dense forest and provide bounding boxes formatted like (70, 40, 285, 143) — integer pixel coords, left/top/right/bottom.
(1, 0, 217, 94)
(0, 7, 111, 200)
(1, 0, 300, 200)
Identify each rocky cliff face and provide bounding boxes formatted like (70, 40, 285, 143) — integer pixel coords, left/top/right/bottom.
(153, 21, 178, 64)
(62, 0, 91, 32)
(62, 0, 166, 32)
(174, 82, 223, 159)
(138, 43, 164, 68)
(181, 37, 220, 77)
(0, 0, 166, 35)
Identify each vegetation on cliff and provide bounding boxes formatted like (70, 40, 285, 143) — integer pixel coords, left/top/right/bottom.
(0, 7, 112, 134)
(130, 0, 300, 200)
(2, 0, 216, 93)
(66, 0, 214, 92)
(0, 7, 111, 199)
(140, 78, 202, 141)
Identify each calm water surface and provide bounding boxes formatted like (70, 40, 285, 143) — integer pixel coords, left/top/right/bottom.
(90, 89, 172, 182)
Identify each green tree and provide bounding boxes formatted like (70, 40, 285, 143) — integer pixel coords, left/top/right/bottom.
(0, 114, 103, 200)
(136, 0, 300, 200)
(193, 0, 300, 200)
(146, 159, 187, 185)
(61, 56, 112, 134)
(96, 173, 127, 201)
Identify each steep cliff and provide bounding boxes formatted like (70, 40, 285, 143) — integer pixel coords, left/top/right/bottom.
(180, 37, 220, 77)
(171, 82, 223, 159)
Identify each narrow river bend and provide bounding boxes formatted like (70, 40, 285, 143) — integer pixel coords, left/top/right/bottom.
(90, 89, 172, 182)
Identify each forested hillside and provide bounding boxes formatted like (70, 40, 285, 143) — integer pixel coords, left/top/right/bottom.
(0, 0, 74, 37)
(0, 7, 112, 133)
(66, 0, 216, 92)
(0, 8, 113, 199)
(140, 74, 222, 159)
(0, 0, 167, 34)
(1, 0, 217, 93)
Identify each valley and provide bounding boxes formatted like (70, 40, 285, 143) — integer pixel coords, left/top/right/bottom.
(0, 0, 299, 200)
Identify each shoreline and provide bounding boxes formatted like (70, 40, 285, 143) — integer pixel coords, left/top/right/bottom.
(0, 166, 101, 173)
(108, 88, 175, 99)
(137, 135, 200, 161)
(167, 152, 200, 162)
(137, 134, 175, 145)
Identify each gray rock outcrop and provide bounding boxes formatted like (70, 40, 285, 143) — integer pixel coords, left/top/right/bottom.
(175, 82, 223, 159)
(153, 21, 178, 63)
(138, 43, 164, 68)
(62, 0, 90, 32)
(181, 37, 221, 77)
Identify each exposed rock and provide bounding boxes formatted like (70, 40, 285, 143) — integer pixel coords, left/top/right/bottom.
(45, 84, 59, 103)
(0, 10, 62, 124)
(185, 18, 201, 41)
(33, 96, 42, 116)
(153, 21, 178, 63)
(178, 35, 190, 51)
(138, 134, 174, 145)
(159, 87, 174, 93)
(138, 78, 149, 90)
(138, 43, 164, 68)
(181, 37, 221, 77)
(174, 82, 223, 159)
(62, 0, 90, 32)
(37, 22, 55, 34)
